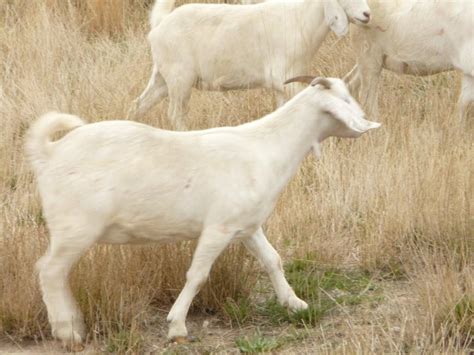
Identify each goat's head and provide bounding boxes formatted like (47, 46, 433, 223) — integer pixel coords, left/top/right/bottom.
(323, 0, 371, 37)
(285, 75, 380, 157)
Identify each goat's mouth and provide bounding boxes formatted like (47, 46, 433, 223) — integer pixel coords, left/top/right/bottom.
(352, 17, 370, 25)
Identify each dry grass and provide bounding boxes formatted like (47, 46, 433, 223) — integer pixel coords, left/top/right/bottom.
(0, 0, 472, 353)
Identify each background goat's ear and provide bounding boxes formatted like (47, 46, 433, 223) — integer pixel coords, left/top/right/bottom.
(323, 0, 349, 37)
(324, 101, 381, 136)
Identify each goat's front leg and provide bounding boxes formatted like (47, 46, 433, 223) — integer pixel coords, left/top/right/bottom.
(359, 67, 383, 119)
(166, 226, 233, 341)
(355, 48, 384, 120)
(243, 228, 308, 311)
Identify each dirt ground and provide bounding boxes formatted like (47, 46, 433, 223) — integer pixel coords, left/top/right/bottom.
(0, 281, 420, 354)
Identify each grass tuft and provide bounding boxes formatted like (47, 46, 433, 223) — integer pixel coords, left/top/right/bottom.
(236, 329, 309, 354)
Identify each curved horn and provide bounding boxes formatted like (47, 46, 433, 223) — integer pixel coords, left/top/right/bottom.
(284, 76, 315, 85)
(310, 77, 332, 89)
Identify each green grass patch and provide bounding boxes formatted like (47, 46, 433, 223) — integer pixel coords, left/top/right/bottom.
(236, 329, 308, 353)
(104, 328, 144, 354)
(236, 333, 280, 353)
(256, 257, 381, 327)
(224, 297, 254, 327)
(257, 299, 329, 327)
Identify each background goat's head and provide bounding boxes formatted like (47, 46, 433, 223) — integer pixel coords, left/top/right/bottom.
(324, 0, 371, 37)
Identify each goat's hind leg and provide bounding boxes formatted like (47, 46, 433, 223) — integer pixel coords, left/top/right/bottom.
(358, 60, 383, 120)
(37, 222, 102, 350)
(128, 65, 168, 120)
(167, 75, 194, 131)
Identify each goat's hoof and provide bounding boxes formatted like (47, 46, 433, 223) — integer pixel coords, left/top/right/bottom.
(53, 325, 85, 352)
(170, 335, 198, 345)
(64, 342, 85, 353)
(288, 296, 309, 312)
(171, 336, 188, 345)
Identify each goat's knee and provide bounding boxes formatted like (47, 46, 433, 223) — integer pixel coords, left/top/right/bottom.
(264, 252, 284, 276)
(185, 268, 209, 290)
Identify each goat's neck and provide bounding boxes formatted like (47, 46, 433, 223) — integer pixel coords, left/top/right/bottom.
(248, 100, 322, 193)
(294, 0, 331, 57)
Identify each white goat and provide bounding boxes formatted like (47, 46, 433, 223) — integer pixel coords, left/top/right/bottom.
(129, 0, 371, 129)
(27, 77, 380, 349)
(345, 0, 474, 119)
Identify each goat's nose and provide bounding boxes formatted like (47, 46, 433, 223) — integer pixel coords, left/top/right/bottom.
(363, 11, 371, 20)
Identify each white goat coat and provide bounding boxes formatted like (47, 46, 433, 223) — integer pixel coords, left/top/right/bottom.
(34, 121, 283, 244)
(346, 0, 474, 118)
(28, 78, 380, 347)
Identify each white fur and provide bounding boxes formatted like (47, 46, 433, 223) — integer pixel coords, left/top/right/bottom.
(28, 78, 380, 346)
(345, 0, 474, 119)
(129, 0, 371, 129)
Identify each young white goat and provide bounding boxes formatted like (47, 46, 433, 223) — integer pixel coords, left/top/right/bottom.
(345, 0, 474, 119)
(28, 77, 380, 349)
(129, 0, 371, 129)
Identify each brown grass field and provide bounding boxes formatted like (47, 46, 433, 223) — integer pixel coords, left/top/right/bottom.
(0, 0, 472, 353)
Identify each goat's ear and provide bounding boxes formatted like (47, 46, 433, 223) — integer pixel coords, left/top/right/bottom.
(323, 0, 349, 37)
(324, 101, 381, 136)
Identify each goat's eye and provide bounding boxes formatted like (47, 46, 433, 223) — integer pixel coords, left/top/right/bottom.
(343, 97, 350, 104)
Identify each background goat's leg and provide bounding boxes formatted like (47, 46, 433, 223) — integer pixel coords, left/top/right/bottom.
(128, 66, 168, 119)
(167, 74, 193, 131)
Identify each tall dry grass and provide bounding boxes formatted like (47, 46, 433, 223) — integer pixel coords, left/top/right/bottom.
(0, 0, 472, 352)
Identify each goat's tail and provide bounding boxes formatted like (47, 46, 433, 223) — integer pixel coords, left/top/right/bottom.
(26, 111, 85, 172)
(150, 0, 176, 29)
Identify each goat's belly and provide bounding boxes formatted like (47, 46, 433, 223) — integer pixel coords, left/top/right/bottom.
(383, 55, 453, 76)
(98, 222, 201, 245)
(195, 74, 263, 91)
